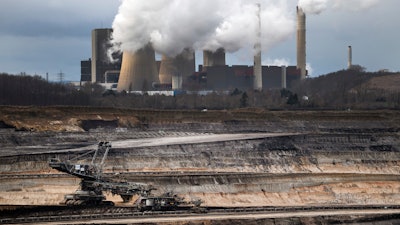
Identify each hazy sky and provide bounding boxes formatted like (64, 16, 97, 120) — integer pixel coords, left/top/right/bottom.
(0, 0, 399, 81)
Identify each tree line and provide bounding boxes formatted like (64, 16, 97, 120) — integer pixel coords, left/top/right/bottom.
(0, 73, 89, 106)
(0, 70, 399, 109)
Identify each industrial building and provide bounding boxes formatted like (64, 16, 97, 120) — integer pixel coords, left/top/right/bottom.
(80, 29, 122, 83)
(159, 48, 196, 90)
(188, 65, 301, 91)
(82, 6, 307, 93)
(80, 59, 91, 82)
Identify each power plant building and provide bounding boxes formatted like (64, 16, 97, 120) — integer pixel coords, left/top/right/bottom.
(199, 65, 300, 91)
(159, 49, 195, 85)
(83, 4, 308, 91)
(80, 59, 92, 82)
(203, 48, 226, 69)
(90, 29, 122, 83)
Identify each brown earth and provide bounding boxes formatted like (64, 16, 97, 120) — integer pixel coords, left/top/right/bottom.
(360, 73, 400, 92)
(0, 106, 400, 224)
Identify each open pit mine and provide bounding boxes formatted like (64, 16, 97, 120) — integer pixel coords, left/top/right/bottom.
(0, 107, 400, 224)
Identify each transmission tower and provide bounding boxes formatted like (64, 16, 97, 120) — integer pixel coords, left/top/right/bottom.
(57, 70, 65, 83)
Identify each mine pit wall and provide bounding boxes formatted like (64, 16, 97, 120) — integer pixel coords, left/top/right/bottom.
(1, 132, 400, 206)
(1, 133, 399, 174)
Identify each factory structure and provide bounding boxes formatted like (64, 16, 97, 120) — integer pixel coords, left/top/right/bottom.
(81, 29, 122, 85)
(81, 6, 308, 93)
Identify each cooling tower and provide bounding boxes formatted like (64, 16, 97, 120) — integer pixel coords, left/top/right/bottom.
(203, 48, 226, 70)
(348, 46, 353, 70)
(296, 6, 307, 79)
(253, 3, 262, 91)
(117, 44, 159, 92)
(159, 49, 195, 84)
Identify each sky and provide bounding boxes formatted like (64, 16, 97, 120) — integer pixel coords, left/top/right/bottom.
(0, 0, 399, 81)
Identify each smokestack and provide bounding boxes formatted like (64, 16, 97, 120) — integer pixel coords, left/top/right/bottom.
(203, 48, 226, 70)
(117, 44, 159, 92)
(348, 46, 352, 70)
(253, 3, 262, 91)
(297, 6, 307, 79)
(281, 66, 287, 89)
(159, 49, 195, 84)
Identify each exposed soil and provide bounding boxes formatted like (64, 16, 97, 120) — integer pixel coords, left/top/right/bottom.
(0, 106, 400, 224)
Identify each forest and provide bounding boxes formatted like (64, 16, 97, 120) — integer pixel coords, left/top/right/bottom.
(0, 70, 399, 110)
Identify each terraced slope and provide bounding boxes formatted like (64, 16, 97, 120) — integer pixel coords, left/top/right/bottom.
(0, 108, 399, 209)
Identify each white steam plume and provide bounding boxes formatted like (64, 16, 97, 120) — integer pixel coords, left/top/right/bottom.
(111, 0, 295, 57)
(332, 0, 379, 11)
(298, 0, 379, 15)
(263, 58, 291, 67)
(298, 0, 328, 14)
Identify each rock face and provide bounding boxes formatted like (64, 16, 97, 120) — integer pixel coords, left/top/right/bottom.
(0, 108, 399, 211)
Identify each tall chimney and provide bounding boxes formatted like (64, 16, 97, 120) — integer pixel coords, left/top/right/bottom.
(117, 44, 159, 92)
(281, 66, 287, 89)
(203, 48, 226, 71)
(297, 6, 307, 79)
(348, 46, 352, 70)
(253, 3, 262, 91)
(159, 49, 195, 84)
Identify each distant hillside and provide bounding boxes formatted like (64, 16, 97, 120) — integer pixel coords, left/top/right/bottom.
(292, 70, 400, 109)
(358, 73, 400, 92)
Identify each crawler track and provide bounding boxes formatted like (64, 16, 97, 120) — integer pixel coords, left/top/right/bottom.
(1, 205, 400, 224)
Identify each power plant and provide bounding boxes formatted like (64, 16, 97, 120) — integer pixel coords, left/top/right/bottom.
(91, 29, 122, 83)
(81, 29, 122, 84)
(81, 6, 308, 92)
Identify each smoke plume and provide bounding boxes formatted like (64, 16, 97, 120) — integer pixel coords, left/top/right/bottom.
(111, 0, 295, 57)
(299, 0, 379, 14)
(332, 0, 379, 11)
(298, 0, 328, 14)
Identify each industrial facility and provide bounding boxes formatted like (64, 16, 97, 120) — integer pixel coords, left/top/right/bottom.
(81, 29, 122, 84)
(81, 6, 308, 93)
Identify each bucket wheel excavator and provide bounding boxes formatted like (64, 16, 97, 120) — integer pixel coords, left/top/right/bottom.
(49, 141, 154, 206)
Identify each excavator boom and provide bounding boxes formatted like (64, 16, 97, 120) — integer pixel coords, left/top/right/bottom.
(49, 141, 154, 205)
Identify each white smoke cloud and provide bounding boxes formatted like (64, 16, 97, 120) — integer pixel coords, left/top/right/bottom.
(298, 0, 379, 14)
(298, 0, 328, 14)
(263, 58, 291, 67)
(332, 0, 379, 11)
(111, 0, 295, 57)
(306, 63, 314, 76)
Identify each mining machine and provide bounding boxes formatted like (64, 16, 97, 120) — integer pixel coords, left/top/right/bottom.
(49, 141, 154, 206)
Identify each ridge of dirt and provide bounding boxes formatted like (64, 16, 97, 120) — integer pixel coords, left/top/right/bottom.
(1, 106, 399, 132)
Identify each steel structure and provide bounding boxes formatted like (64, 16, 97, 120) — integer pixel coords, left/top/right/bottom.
(49, 142, 153, 205)
(49, 141, 201, 209)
